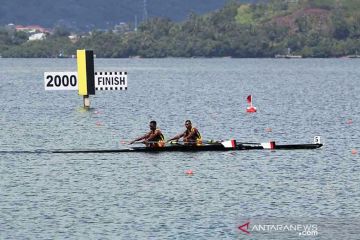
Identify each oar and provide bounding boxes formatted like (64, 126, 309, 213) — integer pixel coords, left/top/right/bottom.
(120, 140, 166, 145)
(121, 139, 265, 147)
(120, 141, 153, 145)
(167, 140, 221, 145)
(133, 139, 237, 145)
(120, 139, 218, 145)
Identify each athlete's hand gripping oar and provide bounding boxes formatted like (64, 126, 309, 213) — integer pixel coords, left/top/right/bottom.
(119, 140, 144, 145)
(128, 140, 148, 145)
(125, 140, 162, 145)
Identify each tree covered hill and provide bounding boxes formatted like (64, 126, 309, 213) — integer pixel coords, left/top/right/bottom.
(0, 0, 258, 29)
(1, 0, 360, 58)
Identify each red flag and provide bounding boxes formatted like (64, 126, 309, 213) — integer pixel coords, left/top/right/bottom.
(247, 95, 252, 103)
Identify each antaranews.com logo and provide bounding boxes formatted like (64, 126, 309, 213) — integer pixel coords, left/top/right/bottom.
(238, 221, 318, 237)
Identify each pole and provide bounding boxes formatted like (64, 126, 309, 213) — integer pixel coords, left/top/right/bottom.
(83, 95, 90, 108)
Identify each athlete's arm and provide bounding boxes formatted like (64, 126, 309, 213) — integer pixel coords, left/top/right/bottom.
(129, 132, 150, 144)
(167, 132, 185, 142)
(146, 130, 162, 141)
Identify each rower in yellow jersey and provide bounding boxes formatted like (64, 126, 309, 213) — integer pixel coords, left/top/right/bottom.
(167, 120, 202, 145)
(129, 121, 165, 147)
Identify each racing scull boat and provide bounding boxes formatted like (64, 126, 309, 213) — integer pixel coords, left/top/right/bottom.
(51, 139, 323, 153)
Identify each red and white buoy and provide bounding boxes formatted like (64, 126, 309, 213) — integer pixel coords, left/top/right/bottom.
(246, 95, 257, 113)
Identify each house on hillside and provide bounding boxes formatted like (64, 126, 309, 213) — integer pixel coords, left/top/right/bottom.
(113, 22, 130, 34)
(28, 33, 47, 41)
(14, 25, 50, 41)
(68, 34, 80, 43)
(15, 25, 50, 34)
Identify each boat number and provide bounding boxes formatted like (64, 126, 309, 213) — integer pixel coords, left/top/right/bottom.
(313, 136, 321, 144)
(46, 75, 77, 87)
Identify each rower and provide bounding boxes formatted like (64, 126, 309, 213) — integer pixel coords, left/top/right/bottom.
(168, 120, 202, 145)
(129, 121, 165, 147)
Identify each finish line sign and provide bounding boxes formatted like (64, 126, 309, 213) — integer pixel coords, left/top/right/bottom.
(44, 72, 128, 91)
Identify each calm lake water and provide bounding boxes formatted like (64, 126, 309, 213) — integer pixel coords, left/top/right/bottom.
(0, 58, 359, 239)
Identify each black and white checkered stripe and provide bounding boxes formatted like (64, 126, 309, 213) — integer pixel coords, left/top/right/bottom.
(95, 71, 127, 90)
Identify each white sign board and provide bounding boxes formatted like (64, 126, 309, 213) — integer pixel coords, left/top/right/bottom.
(95, 72, 127, 90)
(44, 72, 127, 91)
(44, 72, 78, 90)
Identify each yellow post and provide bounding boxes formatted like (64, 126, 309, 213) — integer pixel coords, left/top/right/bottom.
(77, 49, 95, 107)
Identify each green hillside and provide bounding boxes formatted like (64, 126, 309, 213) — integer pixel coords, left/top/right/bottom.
(1, 0, 359, 58)
(0, 0, 257, 29)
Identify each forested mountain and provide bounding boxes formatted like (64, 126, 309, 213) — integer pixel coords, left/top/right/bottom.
(1, 0, 359, 58)
(0, 0, 258, 29)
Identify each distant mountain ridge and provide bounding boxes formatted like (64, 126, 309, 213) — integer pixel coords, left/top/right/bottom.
(0, 0, 259, 29)
(1, 0, 359, 58)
